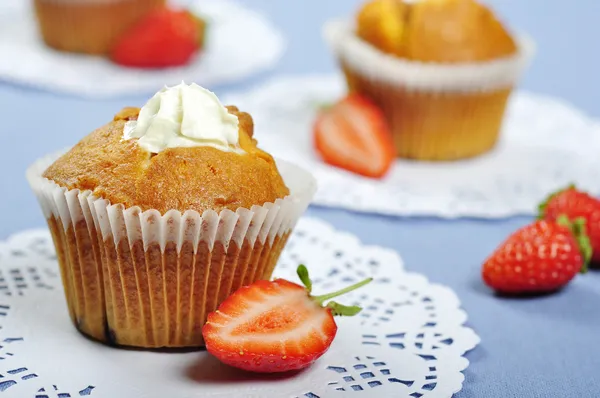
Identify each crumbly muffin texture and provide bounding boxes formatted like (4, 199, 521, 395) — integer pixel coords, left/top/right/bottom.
(356, 0, 517, 63)
(43, 107, 290, 214)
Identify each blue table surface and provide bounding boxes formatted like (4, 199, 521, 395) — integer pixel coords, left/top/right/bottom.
(1, 1, 599, 397)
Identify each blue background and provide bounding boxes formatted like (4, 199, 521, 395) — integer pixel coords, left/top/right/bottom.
(1, 1, 598, 397)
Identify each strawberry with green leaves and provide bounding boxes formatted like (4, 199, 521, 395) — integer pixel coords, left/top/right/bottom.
(539, 184, 600, 263)
(202, 265, 372, 373)
(482, 216, 591, 294)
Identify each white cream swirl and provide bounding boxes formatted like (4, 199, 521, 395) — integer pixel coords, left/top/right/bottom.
(123, 82, 241, 153)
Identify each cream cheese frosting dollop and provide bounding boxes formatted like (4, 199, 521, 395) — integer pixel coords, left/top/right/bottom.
(123, 82, 241, 153)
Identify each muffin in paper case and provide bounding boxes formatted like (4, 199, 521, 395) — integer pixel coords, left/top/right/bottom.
(324, 19, 536, 161)
(27, 150, 317, 348)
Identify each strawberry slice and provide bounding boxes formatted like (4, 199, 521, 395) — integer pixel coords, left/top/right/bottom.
(202, 265, 372, 373)
(313, 94, 395, 179)
(111, 8, 206, 68)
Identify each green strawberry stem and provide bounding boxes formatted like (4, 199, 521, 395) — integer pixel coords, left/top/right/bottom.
(312, 278, 373, 304)
(296, 264, 372, 316)
(537, 184, 576, 219)
(556, 214, 592, 273)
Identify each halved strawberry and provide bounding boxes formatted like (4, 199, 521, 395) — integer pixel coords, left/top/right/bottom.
(202, 265, 372, 373)
(313, 94, 395, 179)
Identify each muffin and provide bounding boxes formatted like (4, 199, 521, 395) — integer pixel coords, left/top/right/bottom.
(34, 0, 165, 55)
(324, 0, 535, 161)
(26, 83, 316, 348)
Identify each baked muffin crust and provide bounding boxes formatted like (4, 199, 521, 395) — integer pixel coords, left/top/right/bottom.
(43, 107, 289, 214)
(356, 0, 517, 63)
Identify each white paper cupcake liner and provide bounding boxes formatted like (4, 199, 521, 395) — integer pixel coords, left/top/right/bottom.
(323, 18, 536, 93)
(26, 149, 317, 348)
(27, 150, 316, 251)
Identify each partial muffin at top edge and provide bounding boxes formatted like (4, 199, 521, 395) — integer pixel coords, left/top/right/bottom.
(355, 0, 518, 63)
(43, 106, 290, 215)
(33, 0, 166, 55)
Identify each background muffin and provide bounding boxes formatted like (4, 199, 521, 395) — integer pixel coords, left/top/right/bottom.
(34, 0, 165, 55)
(325, 0, 534, 161)
(27, 84, 316, 348)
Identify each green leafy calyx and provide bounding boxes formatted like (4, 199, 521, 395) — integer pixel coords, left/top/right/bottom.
(186, 11, 209, 49)
(295, 265, 372, 317)
(556, 214, 592, 273)
(296, 264, 312, 294)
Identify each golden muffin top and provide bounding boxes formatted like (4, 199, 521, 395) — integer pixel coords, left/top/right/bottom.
(43, 86, 289, 215)
(356, 0, 517, 63)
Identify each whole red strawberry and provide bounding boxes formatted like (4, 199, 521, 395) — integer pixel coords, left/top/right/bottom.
(482, 216, 591, 294)
(539, 185, 600, 263)
(111, 8, 206, 68)
(202, 265, 371, 373)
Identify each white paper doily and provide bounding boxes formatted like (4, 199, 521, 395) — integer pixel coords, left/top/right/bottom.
(224, 74, 600, 219)
(0, 218, 478, 397)
(0, 0, 285, 98)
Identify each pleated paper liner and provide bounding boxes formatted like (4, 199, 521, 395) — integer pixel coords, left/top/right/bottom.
(324, 19, 536, 161)
(27, 151, 317, 348)
(33, 0, 166, 55)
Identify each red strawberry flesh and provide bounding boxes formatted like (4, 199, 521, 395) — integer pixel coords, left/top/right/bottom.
(313, 94, 395, 179)
(204, 280, 336, 372)
(203, 266, 371, 373)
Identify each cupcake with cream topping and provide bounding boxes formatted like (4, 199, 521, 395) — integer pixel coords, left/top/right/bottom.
(27, 83, 316, 348)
